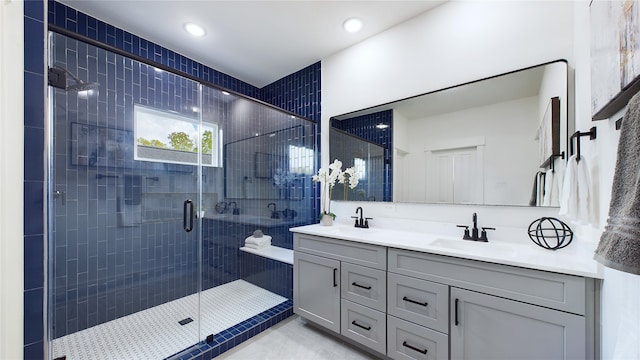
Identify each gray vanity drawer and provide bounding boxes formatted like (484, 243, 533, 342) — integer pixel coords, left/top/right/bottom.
(387, 315, 448, 360)
(341, 262, 387, 312)
(294, 233, 386, 270)
(341, 299, 386, 355)
(388, 248, 587, 314)
(388, 273, 449, 333)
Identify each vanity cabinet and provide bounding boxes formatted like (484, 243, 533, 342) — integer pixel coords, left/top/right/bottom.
(293, 252, 341, 332)
(293, 233, 387, 353)
(450, 287, 585, 360)
(389, 248, 594, 360)
(293, 233, 597, 360)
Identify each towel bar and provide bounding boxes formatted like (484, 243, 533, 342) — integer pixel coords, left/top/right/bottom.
(539, 152, 565, 173)
(570, 127, 596, 162)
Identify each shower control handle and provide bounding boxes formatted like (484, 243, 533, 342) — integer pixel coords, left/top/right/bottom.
(184, 200, 194, 232)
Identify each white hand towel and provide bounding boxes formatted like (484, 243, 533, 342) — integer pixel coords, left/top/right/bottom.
(559, 155, 578, 220)
(537, 172, 546, 206)
(551, 161, 565, 207)
(542, 171, 553, 206)
(575, 155, 594, 225)
(542, 166, 563, 207)
(245, 235, 272, 246)
(559, 154, 594, 225)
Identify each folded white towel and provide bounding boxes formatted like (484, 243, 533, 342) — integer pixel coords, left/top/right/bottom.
(245, 235, 272, 246)
(559, 154, 594, 225)
(245, 242, 271, 250)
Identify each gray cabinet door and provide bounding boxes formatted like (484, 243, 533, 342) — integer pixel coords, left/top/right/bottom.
(450, 288, 586, 360)
(294, 252, 341, 332)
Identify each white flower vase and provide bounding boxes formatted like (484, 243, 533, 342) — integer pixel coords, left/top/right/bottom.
(320, 214, 334, 226)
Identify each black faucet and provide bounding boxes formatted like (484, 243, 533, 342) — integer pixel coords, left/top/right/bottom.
(267, 203, 280, 219)
(457, 213, 494, 241)
(471, 212, 479, 240)
(351, 206, 372, 228)
(229, 201, 239, 215)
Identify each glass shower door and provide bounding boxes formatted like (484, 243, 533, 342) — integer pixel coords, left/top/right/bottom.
(47, 32, 203, 359)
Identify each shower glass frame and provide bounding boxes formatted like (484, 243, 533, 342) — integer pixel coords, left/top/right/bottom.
(46, 31, 207, 359)
(45, 28, 317, 359)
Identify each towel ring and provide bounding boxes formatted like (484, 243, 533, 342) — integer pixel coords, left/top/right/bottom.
(570, 127, 597, 162)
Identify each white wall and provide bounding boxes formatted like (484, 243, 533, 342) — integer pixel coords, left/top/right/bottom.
(0, 0, 25, 359)
(403, 96, 539, 206)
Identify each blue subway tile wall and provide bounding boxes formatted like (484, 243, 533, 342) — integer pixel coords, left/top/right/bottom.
(261, 62, 321, 122)
(331, 110, 393, 201)
(24, 0, 46, 359)
(25, 1, 322, 357)
(261, 62, 321, 217)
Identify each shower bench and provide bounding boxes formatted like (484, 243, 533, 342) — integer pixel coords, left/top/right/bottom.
(239, 245, 294, 265)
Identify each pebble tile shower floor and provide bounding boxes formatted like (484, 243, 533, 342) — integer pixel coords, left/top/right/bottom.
(51, 280, 287, 360)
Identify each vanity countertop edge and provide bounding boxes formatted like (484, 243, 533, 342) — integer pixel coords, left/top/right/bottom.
(290, 223, 603, 279)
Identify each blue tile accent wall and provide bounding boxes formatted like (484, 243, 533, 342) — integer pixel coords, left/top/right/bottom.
(331, 110, 393, 201)
(23, 1, 322, 357)
(262, 62, 321, 216)
(24, 0, 46, 358)
(261, 62, 321, 122)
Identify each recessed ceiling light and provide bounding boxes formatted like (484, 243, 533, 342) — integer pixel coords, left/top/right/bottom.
(376, 123, 389, 129)
(184, 23, 206, 37)
(343, 18, 363, 33)
(221, 91, 230, 95)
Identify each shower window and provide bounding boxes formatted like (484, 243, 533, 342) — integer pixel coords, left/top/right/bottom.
(288, 144, 314, 175)
(134, 104, 221, 167)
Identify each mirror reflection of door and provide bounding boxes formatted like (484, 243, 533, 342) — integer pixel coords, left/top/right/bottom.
(426, 146, 484, 204)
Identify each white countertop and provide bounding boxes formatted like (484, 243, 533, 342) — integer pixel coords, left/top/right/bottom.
(290, 222, 603, 279)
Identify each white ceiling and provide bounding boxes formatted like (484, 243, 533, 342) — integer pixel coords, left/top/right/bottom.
(58, 0, 445, 88)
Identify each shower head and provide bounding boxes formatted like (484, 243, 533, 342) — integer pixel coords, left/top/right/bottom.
(48, 65, 100, 93)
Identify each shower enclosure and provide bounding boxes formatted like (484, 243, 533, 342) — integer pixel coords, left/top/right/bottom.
(47, 31, 315, 359)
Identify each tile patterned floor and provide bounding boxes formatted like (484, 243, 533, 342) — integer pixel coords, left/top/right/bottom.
(51, 280, 287, 360)
(216, 315, 379, 360)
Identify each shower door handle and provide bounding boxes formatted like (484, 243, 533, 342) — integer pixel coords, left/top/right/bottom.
(184, 200, 194, 232)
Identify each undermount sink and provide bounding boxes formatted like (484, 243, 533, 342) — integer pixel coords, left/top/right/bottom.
(429, 238, 516, 257)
